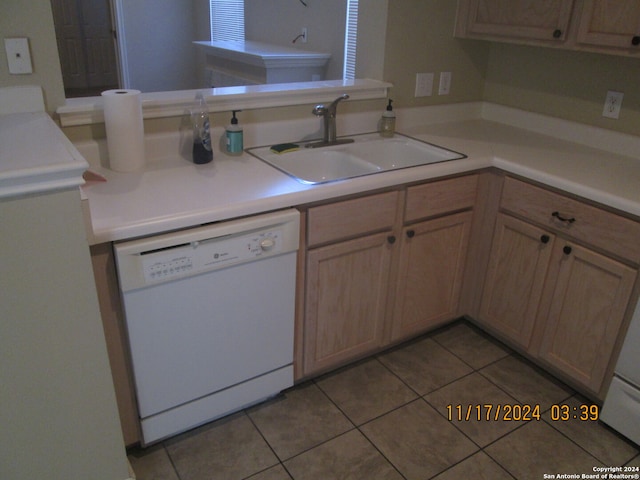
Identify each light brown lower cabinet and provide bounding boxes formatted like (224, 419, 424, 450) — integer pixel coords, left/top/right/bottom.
(304, 232, 393, 374)
(534, 241, 637, 393)
(479, 177, 640, 397)
(391, 211, 473, 342)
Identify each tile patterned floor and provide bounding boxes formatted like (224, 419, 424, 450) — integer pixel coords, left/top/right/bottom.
(128, 320, 640, 480)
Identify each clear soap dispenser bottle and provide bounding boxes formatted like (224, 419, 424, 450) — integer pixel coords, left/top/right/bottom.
(380, 99, 395, 138)
(191, 92, 213, 164)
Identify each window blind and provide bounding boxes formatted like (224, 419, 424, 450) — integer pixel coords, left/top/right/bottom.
(210, 0, 245, 41)
(343, 0, 359, 80)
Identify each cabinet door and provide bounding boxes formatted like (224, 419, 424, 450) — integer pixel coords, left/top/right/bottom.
(465, 0, 575, 41)
(479, 214, 555, 348)
(391, 211, 473, 342)
(577, 0, 640, 49)
(304, 232, 393, 375)
(537, 242, 637, 393)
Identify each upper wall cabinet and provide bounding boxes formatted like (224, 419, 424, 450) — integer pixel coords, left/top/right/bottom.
(455, 0, 640, 57)
(460, 0, 575, 43)
(576, 0, 640, 49)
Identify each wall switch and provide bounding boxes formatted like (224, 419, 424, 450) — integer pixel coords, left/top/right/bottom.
(415, 72, 434, 97)
(602, 90, 623, 119)
(438, 71, 452, 95)
(4, 38, 33, 74)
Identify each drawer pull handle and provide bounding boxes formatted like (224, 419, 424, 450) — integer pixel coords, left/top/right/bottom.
(563, 245, 572, 255)
(406, 230, 415, 239)
(387, 235, 396, 245)
(552, 211, 576, 224)
(632, 36, 640, 46)
(553, 29, 562, 39)
(540, 234, 550, 244)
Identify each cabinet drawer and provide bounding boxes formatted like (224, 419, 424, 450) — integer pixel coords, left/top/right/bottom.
(501, 177, 640, 263)
(405, 174, 478, 222)
(307, 191, 398, 247)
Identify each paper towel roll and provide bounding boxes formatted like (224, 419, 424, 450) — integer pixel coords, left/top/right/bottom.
(102, 89, 145, 172)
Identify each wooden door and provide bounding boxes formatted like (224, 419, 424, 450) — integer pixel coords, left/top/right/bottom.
(536, 242, 637, 393)
(479, 214, 555, 348)
(51, 0, 119, 94)
(304, 232, 393, 375)
(466, 0, 575, 41)
(577, 0, 640, 49)
(391, 211, 473, 342)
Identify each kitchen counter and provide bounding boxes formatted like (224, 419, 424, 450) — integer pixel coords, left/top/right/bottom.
(76, 103, 640, 245)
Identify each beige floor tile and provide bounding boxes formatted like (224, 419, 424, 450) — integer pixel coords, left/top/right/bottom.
(283, 430, 403, 480)
(378, 337, 473, 395)
(360, 399, 478, 480)
(486, 421, 602, 480)
(432, 321, 511, 369)
(246, 464, 292, 480)
(247, 382, 353, 461)
(128, 444, 179, 480)
(431, 451, 513, 480)
(480, 355, 573, 410)
(424, 372, 523, 447)
(544, 395, 640, 466)
(315, 358, 418, 425)
(164, 412, 278, 480)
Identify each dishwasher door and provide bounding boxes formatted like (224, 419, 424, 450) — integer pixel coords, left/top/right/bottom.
(114, 209, 300, 445)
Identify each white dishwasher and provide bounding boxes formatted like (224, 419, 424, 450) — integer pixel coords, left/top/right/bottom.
(114, 209, 300, 445)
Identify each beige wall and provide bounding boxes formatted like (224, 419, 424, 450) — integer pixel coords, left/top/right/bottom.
(1, 0, 638, 134)
(484, 43, 640, 136)
(383, 0, 489, 108)
(0, 0, 65, 113)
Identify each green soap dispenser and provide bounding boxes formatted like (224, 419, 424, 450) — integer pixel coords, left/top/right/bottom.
(225, 110, 243, 155)
(380, 99, 395, 138)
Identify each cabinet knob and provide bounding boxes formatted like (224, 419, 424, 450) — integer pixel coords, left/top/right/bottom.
(553, 29, 562, 39)
(540, 234, 550, 244)
(387, 235, 396, 245)
(632, 36, 640, 46)
(563, 245, 572, 255)
(552, 211, 576, 224)
(406, 230, 415, 239)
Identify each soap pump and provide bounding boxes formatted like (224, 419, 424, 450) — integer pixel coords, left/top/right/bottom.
(380, 99, 395, 138)
(225, 110, 243, 155)
(191, 92, 213, 164)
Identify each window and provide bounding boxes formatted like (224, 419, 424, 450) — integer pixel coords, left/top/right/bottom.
(210, 0, 244, 41)
(343, 0, 359, 80)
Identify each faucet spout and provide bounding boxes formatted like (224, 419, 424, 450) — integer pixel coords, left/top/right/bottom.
(308, 94, 352, 147)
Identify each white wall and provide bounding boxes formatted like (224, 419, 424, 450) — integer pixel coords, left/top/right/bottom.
(245, 0, 347, 80)
(0, 189, 129, 480)
(116, 0, 200, 92)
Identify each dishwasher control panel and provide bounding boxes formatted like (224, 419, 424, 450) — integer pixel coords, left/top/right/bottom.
(141, 229, 283, 284)
(115, 208, 300, 292)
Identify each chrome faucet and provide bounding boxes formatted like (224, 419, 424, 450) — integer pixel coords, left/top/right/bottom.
(306, 94, 354, 148)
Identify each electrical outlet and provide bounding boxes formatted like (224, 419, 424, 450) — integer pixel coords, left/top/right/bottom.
(438, 71, 452, 95)
(415, 72, 434, 97)
(4, 38, 33, 74)
(602, 90, 623, 119)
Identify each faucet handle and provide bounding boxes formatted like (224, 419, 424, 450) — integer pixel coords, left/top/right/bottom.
(312, 105, 328, 116)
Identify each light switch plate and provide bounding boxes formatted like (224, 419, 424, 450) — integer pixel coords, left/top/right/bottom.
(438, 71, 452, 95)
(4, 38, 33, 74)
(415, 72, 434, 97)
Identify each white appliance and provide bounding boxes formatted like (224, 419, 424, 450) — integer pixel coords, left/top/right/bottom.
(114, 209, 300, 445)
(601, 297, 640, 445)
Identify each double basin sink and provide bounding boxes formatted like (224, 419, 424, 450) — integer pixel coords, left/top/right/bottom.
(247, 132, 466, 184)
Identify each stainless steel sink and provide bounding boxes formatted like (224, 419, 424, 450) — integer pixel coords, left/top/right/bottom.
(247, 132, 466, 184)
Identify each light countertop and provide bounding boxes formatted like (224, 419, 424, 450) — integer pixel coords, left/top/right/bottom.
(76, 103, 640, 245)
(0, 112, 87, 199)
